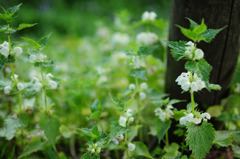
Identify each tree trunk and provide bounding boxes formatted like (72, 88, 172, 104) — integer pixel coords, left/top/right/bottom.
(166, 0, 240, 108)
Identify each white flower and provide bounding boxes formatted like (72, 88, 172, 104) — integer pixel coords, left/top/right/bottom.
(136, 32, 158, 46)
(132, 56, 140, 69)
(154, 105, 174, 121)
(17, 83, 24, 91)
(112, 138, 119, 145)
(194, 49, 204, 60)
(29, 54, 37, 63)
(142, 11, 157, 21)
(179, 116, 187, 125)
(176, 72, 205, 92)
(96, 147, 101, 153)
(0, 46, 9, 58)
(48, 80, 57, 89)
(179, 113, 203, 125)
(37, 54, 47, 62)
(126, 109, 133, 117)
(119, 134, 124, 140)
(1, 41, 9, 47)
(129, 117, 134, 123)
(46, 73, 54, 78)
(128, 143, 136, 151)
(129, 84, 136, 90)
(200, 113, 211, 121)
(139, 92, 146, 100)
(112, 32, 130, 46)
(13, 47, 23, 57)
(33, 82, 42, 92)
(140, 82, 148, 90)
(11, 74, 18, 81)
(91, 149, 95, 153)
(4, 85, 11, 94)
(119, 116, 127, 127)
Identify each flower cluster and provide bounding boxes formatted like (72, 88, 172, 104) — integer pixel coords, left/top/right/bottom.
(141, 11, 157, 21)
(29, 53, 47, 63)
(112, 32, 130, 46)
(176, 72, 205, 93)
(154, 105, 174, 122)
(112, 134, 124, 145)
(119, 109, 134, 127)
(129, 82, 148, 100)
(0, 41, 22, 58)
(136, 32, 158, 46)
(185, 41, 204, 61)
(179, 112, 211, 126)
(87, 143, 101, 154)
(45, 73, 58, 89)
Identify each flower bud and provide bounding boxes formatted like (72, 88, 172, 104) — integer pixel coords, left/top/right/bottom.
(17, 83, 24, 91)
(140, 82, 148, 90)
(48, 80, 57, 89)
(13, 47, 23, 57)
(194, 49, 204, 60)
(128, 143, 136, 151)
(4, 85, 11, 94)
(119, 116, 127, 127)
(139, 92, 146, 100)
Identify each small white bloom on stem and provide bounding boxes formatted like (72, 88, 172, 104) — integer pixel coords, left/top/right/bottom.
(140, 82, 148, 90)
(13, 47, 23, 57)
(48, 80, 57, 89)
(0, 46, 9, 58)
(142, 11, 157, 21)
(17, 83, 24, 91)
(129, 84, 136, 90)
(194, 49, 204, 60)
(126, 109, 133, 117)
(29, 54, 37, 63)
(112, 138, 119, 145)
(128, 143, 136, 151)
(139, 92, 146, 100)
(119, 116, 127, 127)
(4, 85, 11, 94)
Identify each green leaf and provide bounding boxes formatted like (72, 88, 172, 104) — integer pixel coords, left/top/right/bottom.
(128, 125, 141, 141)
(124, 96, 135, 110)
(7, 4, 22, 15)
(156, 119, 172, 143)
(79, 125, 100, 139)
(130, 67, 147, 80)
(0, 79, 11, 89)
(166, 41, 187, 61)
(209, 84, 221, 90)
(109, 122, 128, 140)
(0, 25, 7, 32)
(186, 18, 198, 30)
(17, 23, 37, 31)
(81, 152, 100, 159)
(88, 111, 101, 120)
(185, 59, 212, 82)
(152, 19, 164, 29)
(232, 144, 240, 158)
(151, 42, 165, 61)
(111, 96, 125, 111)
(0, 115, 28, 140)
(192, 19, 207, 34)
(200, 27, 226, 43)
(186, 122, 215, 159)
(138, 46, 154, 56)
(163, 143, 180, 159)
(0, 54, 15, 70)
(34, 61, 54, 67)
(19, 137, 44, 158)
(214, 131, 232, 147)
(133, 141, 152, 158)
(0, 4, 22, 22)
(38, 33, 52, 48)
(39, 115, 60, 145)
(206, 105, 223, 117)
(89, 99, 101, 112)
(22, 37, 41, 49)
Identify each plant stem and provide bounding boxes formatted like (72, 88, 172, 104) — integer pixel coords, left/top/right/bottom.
(40, 65, 47, 111)
(125, 132, 129, 159)
(135, 77, 143, 141)
(8, 23, 23, 111)
(189, 71, 195, 113)
(165, 131, 169, 146)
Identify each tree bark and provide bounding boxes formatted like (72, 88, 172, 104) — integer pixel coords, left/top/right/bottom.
(166, 0, 240, 108)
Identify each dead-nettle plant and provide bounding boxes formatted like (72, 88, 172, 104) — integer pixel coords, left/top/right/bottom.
(164, 18, 239, 159)
(0, 4, 61, 157)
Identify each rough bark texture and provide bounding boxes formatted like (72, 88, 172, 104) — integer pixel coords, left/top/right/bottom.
(166, 0, 240, 108)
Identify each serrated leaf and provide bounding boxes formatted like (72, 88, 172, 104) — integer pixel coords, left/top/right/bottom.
(39, 115, 60, 145)
(17, 23, 37, 31)
(38, 33, 52, 48)
(200, 27, 226, 43)
(185, 59, 212, 82)
(0, 79, 11, 89)
(34, 61, 54, 67)
(19, 137, 44, 158)
(0, 54, 15, 70)
(0, 4, 22, 22)
(232, 144, 240, 158)
(88, 111, 101, 120)
(130, 67, 147, 80)
(111, 96, 125, 111)
(186, 18, 198, 30)
(206, 105, 223, 117)
(79, 125, 99, 139)
(156, 119, 171, 143)
(192, 19, 207, 34)
(186, 122, 215, 159)
(166, 41, 187, 61)
(0, 115, 28, 140)
(133, 141, 152, 158)
(22, 37, 41, 49)
(7, 3, 22, 15)
(214, 131, 232, 147)
(109, 122, 128, 140)
(124, 96, 135, 110)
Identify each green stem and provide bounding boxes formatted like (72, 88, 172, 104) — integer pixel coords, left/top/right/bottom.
(40, 65, 47, 111)
(125, 132, 129, 159)
(8, 23, 23, 111)
(165, 131, 169, 146)
(135, 78, 143, 141)
(189, 71, 195, 113)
